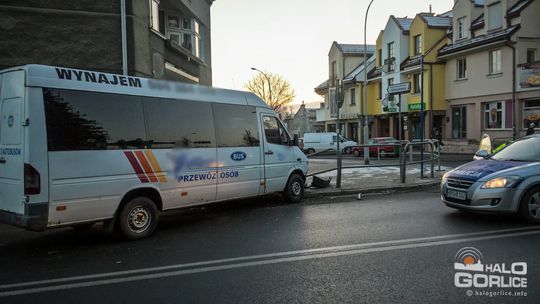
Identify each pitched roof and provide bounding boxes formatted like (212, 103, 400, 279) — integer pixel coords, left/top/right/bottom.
(507, 0, 534, 18)
(394, 17, 413, 32)
(438, 25, 520, 57)
(336, 43, 376, 55)
(314, 80, 328, 94)
(473, 0, 485, 7)
(421, 15, 451, 28)
(471, 13, 484, 30)
(343, 55, 376, 84)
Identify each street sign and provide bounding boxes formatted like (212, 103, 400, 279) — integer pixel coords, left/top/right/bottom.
(387, 82, 411, 95)
(408, 103, 426, 111)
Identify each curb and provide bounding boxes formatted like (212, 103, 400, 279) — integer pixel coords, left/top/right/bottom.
(304, 181, 440, 199)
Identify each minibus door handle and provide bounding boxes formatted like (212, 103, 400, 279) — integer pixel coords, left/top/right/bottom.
(265, 150, 274, 155)
(0, 158, 5, 164)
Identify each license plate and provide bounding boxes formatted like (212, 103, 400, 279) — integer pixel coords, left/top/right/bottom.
(446, 189, 467, 200)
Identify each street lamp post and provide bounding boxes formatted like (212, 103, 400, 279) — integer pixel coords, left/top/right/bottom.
(363, 0, 375, 165)
(251, 67, 272, 107)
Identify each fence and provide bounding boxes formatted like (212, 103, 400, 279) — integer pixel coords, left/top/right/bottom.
(306, 139, 442, 186)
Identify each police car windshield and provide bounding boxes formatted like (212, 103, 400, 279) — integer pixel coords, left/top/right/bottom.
(492, 137, 540, 162)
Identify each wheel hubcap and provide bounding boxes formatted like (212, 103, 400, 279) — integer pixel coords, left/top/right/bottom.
(291, 181, 302, 196)
(128, 206, 150, 233)
(528, 192, 540, 219)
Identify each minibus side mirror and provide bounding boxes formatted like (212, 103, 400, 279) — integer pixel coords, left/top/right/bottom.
(290, 134, 299, 146)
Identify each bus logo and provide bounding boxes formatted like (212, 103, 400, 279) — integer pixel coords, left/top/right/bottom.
(231, 151, 247, 161)
(7, 115, 14, 128)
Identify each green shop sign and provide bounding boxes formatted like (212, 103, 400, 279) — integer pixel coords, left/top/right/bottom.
(408, 103, 426, 111)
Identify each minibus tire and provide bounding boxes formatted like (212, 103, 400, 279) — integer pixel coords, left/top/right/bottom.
(117, 196, 159, 240)
(283, 174, 304, 203)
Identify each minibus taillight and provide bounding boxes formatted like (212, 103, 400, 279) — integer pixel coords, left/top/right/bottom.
(24, 163, 41, 195)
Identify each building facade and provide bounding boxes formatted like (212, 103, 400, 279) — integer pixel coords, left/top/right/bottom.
(0, 0, 214, 85)
(314, 42, 375, 142)
(438, 0, 540, 143)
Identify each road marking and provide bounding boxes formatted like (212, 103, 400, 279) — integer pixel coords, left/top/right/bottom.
(1, 226, 539, 297)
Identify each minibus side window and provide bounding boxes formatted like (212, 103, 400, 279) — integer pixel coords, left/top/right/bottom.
(263, 116, 289, 145)
(43, 88, 146, 151)
(213, 104, 259, 147)
(144, 98, 215, 149)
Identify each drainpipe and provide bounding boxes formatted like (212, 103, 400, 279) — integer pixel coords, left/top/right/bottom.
(121, 0, 128, 75)
(506, 41, 516, 140)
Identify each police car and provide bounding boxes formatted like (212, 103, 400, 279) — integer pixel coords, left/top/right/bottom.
(441, 134, 540, 222)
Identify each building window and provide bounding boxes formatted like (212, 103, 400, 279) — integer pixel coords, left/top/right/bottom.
(166, 14, 203, 59)
(457, 58, 467, 80)
(350, 88, 356, 105)
(489, 49, 502, 74)
(378, 49, 382, 67)
(487, 2, 502, 31)
(413, 73, 421, 94)
(331, 61, 337, 87)
(414, 35, 422, 55)
(387, 42, 395, 72)
(452, 106, 467, 139)
(150, 0, 161, 32)
(527, 49, 537, 63)
(378, 82, 382, 99)
(457, 17, 466, 40)
(523, 99, 540, 128)
(484, 101, 507, 129)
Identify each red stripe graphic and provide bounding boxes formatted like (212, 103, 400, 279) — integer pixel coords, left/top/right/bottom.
(134, 151, 158, 183)
(124, 151, 149, 183)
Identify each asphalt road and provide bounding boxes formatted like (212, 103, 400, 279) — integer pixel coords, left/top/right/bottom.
(1, 188, 538, 304)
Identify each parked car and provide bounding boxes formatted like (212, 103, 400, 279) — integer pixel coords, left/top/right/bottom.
(302, 132, 357, 154)
(441, 134, 540, 223)
(351, 137, 399, 157)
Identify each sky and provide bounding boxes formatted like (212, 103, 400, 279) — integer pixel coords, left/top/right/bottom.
(211, 0, 454, 107)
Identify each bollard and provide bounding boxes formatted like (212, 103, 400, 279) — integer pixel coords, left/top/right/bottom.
(430, 142, 435, 178)
(401, 145, 407, 183)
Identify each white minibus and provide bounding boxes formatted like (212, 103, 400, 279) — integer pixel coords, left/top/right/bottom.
(0, 65, 308, 239)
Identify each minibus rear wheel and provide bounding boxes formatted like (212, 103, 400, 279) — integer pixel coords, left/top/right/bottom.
(283, 174, 304, 203)
(117, 196, 159, 240)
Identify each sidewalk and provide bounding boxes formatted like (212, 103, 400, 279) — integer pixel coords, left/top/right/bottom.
(304, 166, 447, 198)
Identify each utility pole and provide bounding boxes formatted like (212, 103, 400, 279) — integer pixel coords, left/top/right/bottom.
(363, 0, 375, 165)
(420, 55, 425, 177)
(336, 80, 343, 188)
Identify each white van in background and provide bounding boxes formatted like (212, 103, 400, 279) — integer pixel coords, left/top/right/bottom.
(0, 65, 308, 239)
(302, 132, 357, 154)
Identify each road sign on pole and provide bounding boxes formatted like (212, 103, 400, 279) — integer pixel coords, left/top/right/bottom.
(388, 82, 411, 95)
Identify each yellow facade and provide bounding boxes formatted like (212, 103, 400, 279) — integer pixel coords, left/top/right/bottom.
(405, 15, 448, 112)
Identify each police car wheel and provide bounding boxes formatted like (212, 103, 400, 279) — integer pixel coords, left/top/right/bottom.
(519, 186, 540, 223)
(283, 174, 304, 203)
(306, 148, 315, 154)
(343, 147, 351, 154)
(117, 196, 159, 240)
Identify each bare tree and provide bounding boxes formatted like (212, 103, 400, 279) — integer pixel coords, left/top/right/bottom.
(245, 71, 295, 115)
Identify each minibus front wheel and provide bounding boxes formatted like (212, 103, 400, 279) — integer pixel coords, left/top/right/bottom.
(283, 173, 305, 203)
(117, 196, 159, 240)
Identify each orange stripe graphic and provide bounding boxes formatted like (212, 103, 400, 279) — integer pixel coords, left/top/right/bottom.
(144, 150, 168, 182)
(134, 151, 158, 183)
